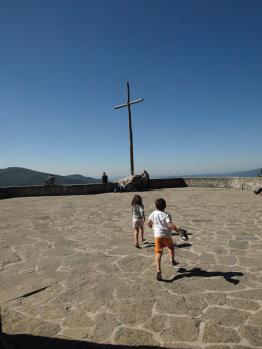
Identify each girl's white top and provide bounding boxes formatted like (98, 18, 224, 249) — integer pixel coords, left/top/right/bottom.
(132, 204, 144, 220)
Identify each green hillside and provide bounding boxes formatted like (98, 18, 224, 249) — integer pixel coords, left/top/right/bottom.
(0, 167, 100, 187)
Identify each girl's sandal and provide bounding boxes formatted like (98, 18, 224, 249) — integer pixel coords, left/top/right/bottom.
(156, 271, 162, 281)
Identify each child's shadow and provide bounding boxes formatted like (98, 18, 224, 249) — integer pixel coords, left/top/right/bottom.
(143, 242, 155, 248)
(175, 243, 192, 248)
(162, 267, 243, 284)
(143, 242, 192, 249)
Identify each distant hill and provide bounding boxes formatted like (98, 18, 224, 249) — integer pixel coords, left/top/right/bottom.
(185, 168, 262, 178)
(221, 168, 262, 177)
(0, 167, 100, 187)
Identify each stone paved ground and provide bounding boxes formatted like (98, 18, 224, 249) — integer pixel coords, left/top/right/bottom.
(1, 188, 262, 349)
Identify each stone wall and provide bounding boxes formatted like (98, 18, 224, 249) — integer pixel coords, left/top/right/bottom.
(184, 177, 262, 190)
(1, 177, 262, 199)
(0, 183, 116, 200)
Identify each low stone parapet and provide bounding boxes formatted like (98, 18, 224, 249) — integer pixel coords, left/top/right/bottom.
(1, 177, 262, 199)
(184, 177, 262, 190)
(0, 183, 116, 199)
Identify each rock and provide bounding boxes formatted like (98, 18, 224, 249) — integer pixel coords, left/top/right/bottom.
(118, 175, 143, 192)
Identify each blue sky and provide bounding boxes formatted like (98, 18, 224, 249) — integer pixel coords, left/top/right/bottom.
(1, 0, 262, 178)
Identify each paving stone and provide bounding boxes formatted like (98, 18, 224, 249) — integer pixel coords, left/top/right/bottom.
(247, 310, 262, 326)
(1, 188, 262, 347)
(62, 309, 94, 327)
(162, 317, 199, 342)
(114, 327, 159, 346)
(232, 344, 254, 349)
(203, 322, 240, 343)
(239, 325, 262, 346)
(143, 314, 168, 333)
(2, 308, 60, 337)
(18, 303, 69, 320)
(109, 298, 154, 325)
(205, 292, 226, 305)
(204, 307, 249, 327)
(229, 289, 262, 300)
(155, 294, 187, 315)
(205, 345, 231, 349)
(91, 313, 120, 341)
(215, 254, 237, 265)
(61, 328, 90, 340)
(226, 297, 260, 311)
(184, 293, 208, 316)
(228, 240, 249, 249)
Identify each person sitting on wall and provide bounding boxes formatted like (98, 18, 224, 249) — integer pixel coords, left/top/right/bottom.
(114, 183, 125, 193)
(102, 172, 108, 184)
(45, 174, 56, 186)
(254, 187, 262, 195)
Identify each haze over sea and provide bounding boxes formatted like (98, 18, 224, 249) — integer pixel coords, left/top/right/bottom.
(1, 0, 262, 177)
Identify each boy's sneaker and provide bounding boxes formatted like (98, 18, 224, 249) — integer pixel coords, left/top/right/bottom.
(178, 228, 188, 241)
(156, 271, 162, 281)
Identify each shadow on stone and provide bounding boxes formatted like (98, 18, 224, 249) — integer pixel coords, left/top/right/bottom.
(143, 242, 192, 249)
(175, 243, 192, 249)
(162, 267, 244, 284)
(142, 242, 155, 248)
(0, 333, 173, 349)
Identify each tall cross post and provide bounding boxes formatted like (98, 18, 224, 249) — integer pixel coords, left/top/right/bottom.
(114, 82, 143, 175)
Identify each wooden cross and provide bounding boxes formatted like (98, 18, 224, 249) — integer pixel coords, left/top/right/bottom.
(114, 82, 143, 175)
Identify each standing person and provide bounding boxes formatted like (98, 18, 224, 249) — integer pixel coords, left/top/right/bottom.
(147, 198, 180, 281)
(141, 170, 150, 190)
(102, 172, 108, 184)
(144, 170, 150, 190)
(131, 195, 145, 248)
(45, 174, 55, 185)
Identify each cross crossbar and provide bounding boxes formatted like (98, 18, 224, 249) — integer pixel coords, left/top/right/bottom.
(114, 98, 144, 110)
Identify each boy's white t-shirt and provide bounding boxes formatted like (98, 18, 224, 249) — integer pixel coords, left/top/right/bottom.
(148, 210, 172, 237)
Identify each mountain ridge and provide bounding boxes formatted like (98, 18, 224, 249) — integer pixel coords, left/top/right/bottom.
(0, 167, 100, 187)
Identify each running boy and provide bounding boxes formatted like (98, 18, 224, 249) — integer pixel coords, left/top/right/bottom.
(131, 195, 145, 248)
(147, 198, 180, 281)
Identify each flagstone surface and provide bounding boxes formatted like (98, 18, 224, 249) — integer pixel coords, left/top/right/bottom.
(0, 188, 262, 348)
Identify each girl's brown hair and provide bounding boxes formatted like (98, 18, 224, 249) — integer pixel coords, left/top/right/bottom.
(131, 195, 143, 207)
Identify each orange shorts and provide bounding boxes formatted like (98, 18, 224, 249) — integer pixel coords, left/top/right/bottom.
(154, 237, 174, 254)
